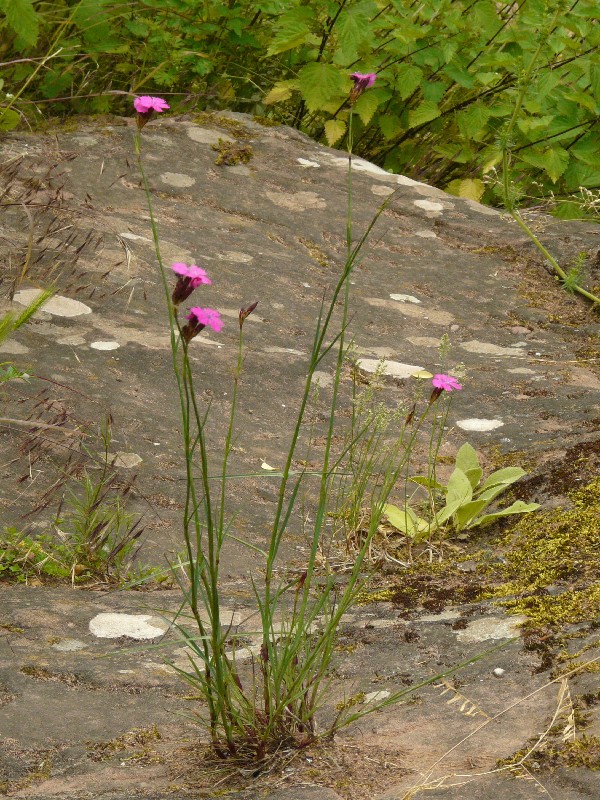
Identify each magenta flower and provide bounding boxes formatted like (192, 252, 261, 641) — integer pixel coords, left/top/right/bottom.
(181, 307, 223, 342)
(349, 72, 377, 103)
(133, 95, 170, 129)
(171, 263, 212, 305)
(429, 373, 463, 404)
(432, 374, 462, 392)
(133, 96, 170, 114)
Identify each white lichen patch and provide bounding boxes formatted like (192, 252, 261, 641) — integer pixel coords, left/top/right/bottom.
(371, 185, 395, 196)
(160, 172, 196, 188)
(390, 293, 421, 304)
(265, 190, 327, 211)
(413, 199, 444, 212)
(89, 613, 167, 640)
(13, 288, 92, 318)
(363, 690, 391, 704)
(464, 199, 500, 216)
(119, 232, 152, 243)
(456, 419, 504, 432)
(90, 341, 120, 351)
(365, 297, 455, 326)
(0, 339, 29, 354)
(297, 158, 320, 168)
(460, 340, 525, 357)
(311, 370, 333, 389)
(407, 336, 442, 348)
(396, 175, 423, 187)
(217, 251, 254, 263)
(186, 126, 234, 145)
(414, 229, 438, 238)
(51, 639, 87, 652)
(357, 359, 424, 379)
(456, 615, 527, 643)
(56, 334, 87, 346)
(508, 368, 537, 375)
(108, 451, 142, 468)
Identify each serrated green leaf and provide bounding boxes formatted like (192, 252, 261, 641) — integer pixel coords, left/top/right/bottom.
(0, 0, 39, 47)
(353, 91, 380, 125)
(407, 101, 440, 130)
(266, 8, 313, 56)
(263, 81, 296, 105)
(519, 146, 570, 184)
(456, 104, 491, 140)
(335, 7, 369, 63)
(297, 63, 348, 113)
(378, 113, 402, 140)
(394, 65, 422, 100)
(324, 118, 346, 145)
(445, 178, 485, 202)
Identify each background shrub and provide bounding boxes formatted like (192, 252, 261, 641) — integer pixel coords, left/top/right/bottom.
(1, 0, 598, 215)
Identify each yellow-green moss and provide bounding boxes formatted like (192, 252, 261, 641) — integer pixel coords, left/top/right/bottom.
(211, 138, 254, 166)
(491, 478, 600, 626)
(194, 112, 252, 139)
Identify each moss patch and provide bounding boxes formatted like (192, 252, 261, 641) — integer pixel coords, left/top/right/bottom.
(211, 138, 254, 166)
(194, 112, 253, 139)
(490, 478, 600, 627)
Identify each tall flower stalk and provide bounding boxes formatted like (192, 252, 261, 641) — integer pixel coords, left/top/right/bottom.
(132, 87, 472, 760)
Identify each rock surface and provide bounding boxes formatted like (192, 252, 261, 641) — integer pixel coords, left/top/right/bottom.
(0, 112, 598, 798)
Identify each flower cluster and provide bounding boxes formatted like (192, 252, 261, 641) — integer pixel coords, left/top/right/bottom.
(169, 263, 222, 342)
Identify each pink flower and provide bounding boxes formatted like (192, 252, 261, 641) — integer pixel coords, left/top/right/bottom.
(429, 373, 463, 405)
(133, 95, 170, 129)
(431, 374, 462, 392)
(171, 263, 212, 305)
(181, 307, 223, 342)
(133, 96, 170, 114)
(349, 72, 377, 103)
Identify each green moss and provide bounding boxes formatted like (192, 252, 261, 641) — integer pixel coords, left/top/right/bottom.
(211, 138, 254, 166)
(194, 112, 252, 139)
(491, 478, 600, 627)
(498, 734, 600, 772)
(355, 588, 395, 605)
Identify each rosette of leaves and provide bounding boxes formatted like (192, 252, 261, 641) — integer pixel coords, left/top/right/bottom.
(384, 443, 539, 542)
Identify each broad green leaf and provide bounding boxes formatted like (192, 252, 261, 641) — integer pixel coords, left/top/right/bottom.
(468, 501, 540, 529)
(0, 0, 39, 47)
(0, 107, 20, 131)
(456, 104, 491, 140)
(445, 178, 485, 202)
(378, 113, 402, 140)
(263, 82, 295, 105)
(297, 63, 348, 113)
(444, 63, 475, 88)
(409, 475, 445, 492)
(266, 8, 313, 56)
(519, 146, 570, 184)
(455, 443, 480, 474)
(453, 499, 488, 531)
(394, 65, 422, 100)
(478, 467, 526, 493)
(446, 468, 473, 507)
(408, 101, 440, 130)
(434, 497, 463, 527)
(464, 467, 484, 489)
(324, 119, 346, 145)
(383, 504, 428, 538)
(335, 7, 369, 63)
(353, 91, 380, 126)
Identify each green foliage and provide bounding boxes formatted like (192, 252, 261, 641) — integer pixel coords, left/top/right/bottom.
(384, 443, 540, 542)
(1, 1, 598, 210)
